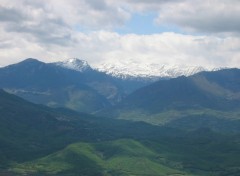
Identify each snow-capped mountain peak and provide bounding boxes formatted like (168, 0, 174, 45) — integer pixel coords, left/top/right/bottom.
(95, 61, 211, 79)
(54, 58, 91, 72)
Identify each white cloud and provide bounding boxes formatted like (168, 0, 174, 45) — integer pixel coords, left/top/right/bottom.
(0, 30, 240, 68)
(155, 0, 240, 33)
(1, 0, 240, 34)
(0, 0, 130, 48)
(0, 0, 240, 68)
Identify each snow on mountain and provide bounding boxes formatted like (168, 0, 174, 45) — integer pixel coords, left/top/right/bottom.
(53, 58, 223, 80)
(95, 60, 212, 79)
(54, 58, 91, 72)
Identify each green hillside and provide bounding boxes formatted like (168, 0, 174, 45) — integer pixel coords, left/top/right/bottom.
(0, 89, 186, 169)
(10, 136, 240, 176)
(0, 90, 240, 176)
(12, 139, 193, 176)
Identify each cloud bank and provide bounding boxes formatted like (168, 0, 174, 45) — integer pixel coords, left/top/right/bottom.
(0, 0, 239, 68)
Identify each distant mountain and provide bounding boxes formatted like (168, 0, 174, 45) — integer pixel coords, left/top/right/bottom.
(99, 68, 240, 132)
(96, 60, 217, 97)
(55, 58, 153, 96)
(0, 58, 117, 113)
(0, 58, 161, 112)
(54, 58, 92, 72)
(96, 60, 217, 80)
(53, 58, 133, 104)
(122, 68, 240, 111)
(1, 58, 236, 117)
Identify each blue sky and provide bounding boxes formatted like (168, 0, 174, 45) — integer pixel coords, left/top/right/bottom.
(0, 0, 239, 68)
(117, 13, 184, 35)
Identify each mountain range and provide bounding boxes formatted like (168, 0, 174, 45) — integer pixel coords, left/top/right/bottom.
(0, 58, 240, 175)
(1, 58, 239, 129)
(96, 60, 219, 79)
(0, 58, 126, 113)
(44, 58, 214, 79)
(99, 68, 240, 133)
(0, 58, 227, 113)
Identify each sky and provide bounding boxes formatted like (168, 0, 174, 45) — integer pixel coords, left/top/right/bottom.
(0, 0, 240, 68)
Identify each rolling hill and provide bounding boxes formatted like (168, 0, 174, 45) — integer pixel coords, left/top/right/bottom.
(12, 139, 192, 176)
(11, 137, 240, 176)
